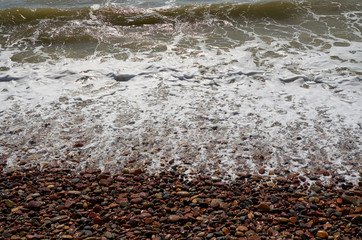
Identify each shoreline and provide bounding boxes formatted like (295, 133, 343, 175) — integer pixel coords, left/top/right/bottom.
(1, 164, 361, 240)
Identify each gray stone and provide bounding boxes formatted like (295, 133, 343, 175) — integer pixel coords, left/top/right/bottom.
(104, 231, 113, 239)
(2, 231, 11, 238)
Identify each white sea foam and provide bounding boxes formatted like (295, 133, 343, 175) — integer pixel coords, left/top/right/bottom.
(0, 38, 361, 184)
(0, 0, 361, 185)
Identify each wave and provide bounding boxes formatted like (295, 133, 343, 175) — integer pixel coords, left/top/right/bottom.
(0, 0, 360, 27)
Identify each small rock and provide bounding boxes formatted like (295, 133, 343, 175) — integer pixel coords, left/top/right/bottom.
(256, 202, 270, 212)
(222, 227, 230, 235)
(206, 233, 214, 239)
(145, 218, 154, 224)
(342, 195, 360, 206)
(28, 201, 41, 209)
(271, 195, 278, 203)
(266, 182, 276, 188)
(316, 230, 328, 238)
(289, 216, 297, 224)
(93, 216, 103, 224)
(55, 205, 65, 211)
(82, 230, 93, 236)
(99, 178, 113, 186)
(2, 231, 11, 238)
(299, 176, 306, 181)
(109, 203, 118, 208)
(5, 199, 14, 208)
(131, 198, 142, 204)
(64, 200, 74, 208)
(176, 191, 190, 197)
(73, 141, 84, 148)
(131, 168, 143, 175)
(168, 215, 180, 222)
(117, 198, 129, 207)
(61, 235, 73, 239)
(139, 213, 152, 218)
(50, 215, 69, 222)
(210, 199, 221, 208)
(237, 226, 248, 232)
(219, 202, 229, 209)
(93, 204, 103, 212)
(104, 232, 113, 239)
(333, 232, 341, 239)
(71, 178, 81, 184)
(68, 190, 81, 195)
(248, 235, 261, 240)
(310, 185, 321, 193)
(351, 215, 362, 225)
(276, 217, 289, 224)
(88, 212, 97, 218)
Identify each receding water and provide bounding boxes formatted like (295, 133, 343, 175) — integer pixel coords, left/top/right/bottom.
(0, 0, 361, 184)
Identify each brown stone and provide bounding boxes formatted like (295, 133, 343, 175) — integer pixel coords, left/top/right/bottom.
(55, 205, 65, 211)
(289, 217, 297, 224)
(342, 195, 360, 206)
(73, 141, 84, 148)
(316, 230, 328, 238)
(109, 203, 118, 208)
(88, 212, 97, 218)
(248, 234, 261, 240)
(276, 217, 289, 224)
(50, 215, 69, 222)
(27, 201, 41, 209)
(64, 200, 74, 208)
(131, 168, 143, 175)
(99, 178, 113, 186)
(222, 227, 230, 235)
(93, 216, 103, 224)
(61, 235, 73, 239)
(351, 215, 362, 224)
(93, 204, 103, 212)
(145, 218, 154, 224)
(256, 202, 270, 212)
(140, 213, 152, 218)
(210, 199, 220, 208)
(131, 198, 143, 204)
(67, 190, 81, 195)
(237, 226, 248, 232)
(176, 191, 190, 197)
(117, 198, 129, 207)
(168, 215, 180, 222)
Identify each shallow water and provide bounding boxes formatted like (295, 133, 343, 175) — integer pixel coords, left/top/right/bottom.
(0, 0, 361, 183)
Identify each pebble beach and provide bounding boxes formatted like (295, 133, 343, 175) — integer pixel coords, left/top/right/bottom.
(1, 0, 362, 239)
(1, 159, 361, 240)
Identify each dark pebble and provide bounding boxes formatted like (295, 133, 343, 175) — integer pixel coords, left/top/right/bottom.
(0, 166, 360, 239)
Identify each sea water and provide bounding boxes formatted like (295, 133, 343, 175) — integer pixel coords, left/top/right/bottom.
(0, 0, 361, 183)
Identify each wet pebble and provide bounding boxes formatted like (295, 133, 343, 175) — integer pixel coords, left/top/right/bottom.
(316, 230, 328, 238)
(0, 166, 360, 239)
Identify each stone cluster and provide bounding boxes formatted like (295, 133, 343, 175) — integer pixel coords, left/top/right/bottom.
(0, 165, 361, 240)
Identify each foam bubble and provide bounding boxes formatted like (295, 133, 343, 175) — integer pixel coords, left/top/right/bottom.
(0, 0, 361, 184)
